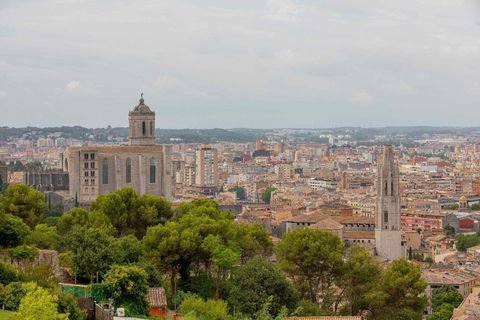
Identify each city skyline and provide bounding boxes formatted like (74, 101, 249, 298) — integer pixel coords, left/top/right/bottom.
(2, 0, 480, 128)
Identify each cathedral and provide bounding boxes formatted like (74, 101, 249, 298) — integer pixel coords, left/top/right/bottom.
(64, 95, 172, 203)
(375, 145, 405, 260)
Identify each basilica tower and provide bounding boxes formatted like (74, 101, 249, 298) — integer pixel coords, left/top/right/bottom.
(375, 145, 404, 260)
(128, 94, 156, 146)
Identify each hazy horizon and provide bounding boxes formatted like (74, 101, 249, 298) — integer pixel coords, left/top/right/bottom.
(2, 0, 480, 128)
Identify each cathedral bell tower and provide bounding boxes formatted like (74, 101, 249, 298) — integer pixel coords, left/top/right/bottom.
(128, 93, 156, 146)
(375, 145, 404, 260)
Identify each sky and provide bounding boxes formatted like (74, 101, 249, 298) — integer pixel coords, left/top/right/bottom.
(2, 0, 480, 129)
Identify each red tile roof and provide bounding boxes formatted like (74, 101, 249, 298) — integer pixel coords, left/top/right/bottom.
(146, 287, 167, 307)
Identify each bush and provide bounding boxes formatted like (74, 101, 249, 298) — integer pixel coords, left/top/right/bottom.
(0, 214, 31, 248)
(8, 245, 38, 261)
(0, 261, 21, 285)
(0, 281, 26, 310)
(179, 296, 230, 320)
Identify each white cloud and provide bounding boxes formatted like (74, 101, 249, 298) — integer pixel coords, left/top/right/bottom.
(350, 91, 373, 103)
(65, 81, 94, 94)
(153, 76, 210, 99)
(154, 76, 186, 89)
(266, 0, 302, 21)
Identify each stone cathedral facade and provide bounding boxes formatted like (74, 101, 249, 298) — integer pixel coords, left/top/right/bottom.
(64, 95, 172, 203)
(375, 145, 405, 260)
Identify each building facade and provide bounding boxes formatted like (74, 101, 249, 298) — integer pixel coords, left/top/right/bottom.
(195, 145, 218, 187)
(375, 145, 405, 260)
(64, 95, 172, 202)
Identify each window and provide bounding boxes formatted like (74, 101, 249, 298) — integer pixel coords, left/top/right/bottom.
(84, 171, 89, 177)
(102, 159, 108, 184)
(84, 153, 89, 160)
(84, 162, 89, 169)
(91, 162, 95, 169)
(142, 122, 146, 136)
(384, 210, 388, 223)
(90, 153, 95, 160)
(91, 171, 95, 177)
(126, 158, 132, 183)
(150, 121, 154, 135)
(149, 158, 156, 183)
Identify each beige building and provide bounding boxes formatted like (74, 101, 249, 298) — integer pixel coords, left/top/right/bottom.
(375, 145, 405, 260)
(64, 95, 172, 202)
(195, 145, 218, 187)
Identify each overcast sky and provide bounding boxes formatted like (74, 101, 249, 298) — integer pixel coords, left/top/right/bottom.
(2, 0, 480, 128)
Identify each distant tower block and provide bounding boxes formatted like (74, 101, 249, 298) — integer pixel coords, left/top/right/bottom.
(128, 93, 156, 146)
(375, 145, 404, 260)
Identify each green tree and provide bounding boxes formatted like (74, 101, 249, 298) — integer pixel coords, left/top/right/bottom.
(17, 282, 68, 320)
(56, 208, 114, 236)
(277, 229, 344, 305)
(228, 186, 247, 201)
(91, 187, 172, 238)
(103, 265, 149, 316)
(336, 246, 382, 315)
(112, 235, 142, 264)
(143, 221, 187, 309)
(431, 286, 463, 310)
(370, 259, 428, 320)
(26, 224, 60, 249)
(0, 261, 21, 285)
(174, 199, 218, 220)
(211, 246, 240, 299)
(0, 183, 46, 228)
(234, 223, 273, 264)
(0, 281, 26, 311)
(443, 225, 455, 237)
(262, 187, 276, 203)
(0, 214, 31, 248)
(179, 296, 230, 320)
(67, 227, 115, 283)
(455, 233, 480, 251)
(57, 290, 86, 320)
(227, 257, 298, 318)
(426, 286, 464, 320)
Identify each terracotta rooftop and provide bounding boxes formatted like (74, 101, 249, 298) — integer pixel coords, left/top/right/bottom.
(310, 217, 344, 230)
(146, 287, 167, 307)
(342, 231, 375, 240)
(422, 269, 479, 285)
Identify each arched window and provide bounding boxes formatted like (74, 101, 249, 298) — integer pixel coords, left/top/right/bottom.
(149, 158, 156, 184)
(150, 121, 154, 136)
(142, 122, 146, 136)
(102, 159, 108, 184)
(126, 158, 132, 183)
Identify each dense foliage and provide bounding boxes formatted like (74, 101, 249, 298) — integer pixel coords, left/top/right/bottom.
(0, 184, 431, 319)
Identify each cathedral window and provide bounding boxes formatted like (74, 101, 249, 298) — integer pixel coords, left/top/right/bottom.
(150, 158, 156, 184)
(126, 158, 132, 183)
(142, 122, 146, 136)
(102, 159, 108, 184)
(150, 121, 154, 136)
(384, 210, 388, 223)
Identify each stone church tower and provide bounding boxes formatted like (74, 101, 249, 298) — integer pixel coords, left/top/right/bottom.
(129, 93, 156, 146)
(375, 145, 404, 260)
